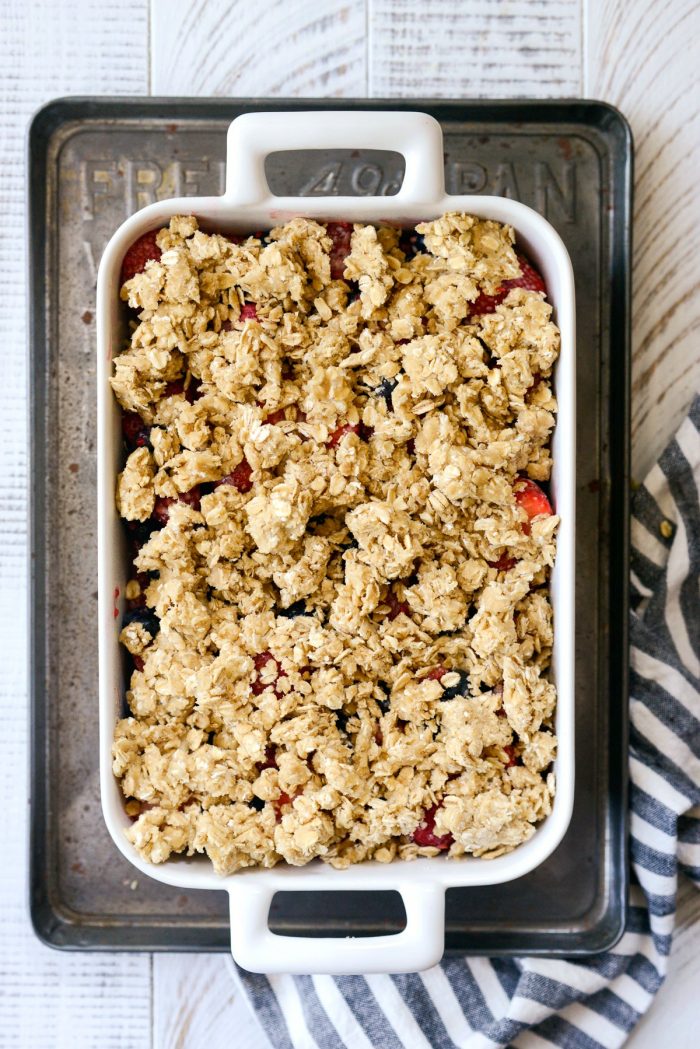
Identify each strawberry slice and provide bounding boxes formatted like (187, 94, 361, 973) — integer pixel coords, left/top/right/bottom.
(469, 289, 507, 317)
(412, 804, 453, 850)
(506, 255, 546, 295)
(469, 253, 546, 318)
(514, 477, 553, 535)
(327, 222, 353, 280)
(121, 230, 162, 285)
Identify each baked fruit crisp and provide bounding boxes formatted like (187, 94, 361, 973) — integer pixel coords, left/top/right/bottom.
(111, 213, 560, 874)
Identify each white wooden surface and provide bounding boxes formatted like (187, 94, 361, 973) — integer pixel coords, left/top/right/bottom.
(1, 1, 699, 1046)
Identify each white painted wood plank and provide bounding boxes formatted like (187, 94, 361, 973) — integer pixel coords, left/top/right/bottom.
(150, 0, 367, 97)
(627, 879, 700, 1047)
(586, 0, 700, 478)
(0, 2, 152, 1047)
(2, 1, 694, 1046)
(153, 955, 268, 1049)
(368, 0, 582, 97)
(586, 4, 700, 1043)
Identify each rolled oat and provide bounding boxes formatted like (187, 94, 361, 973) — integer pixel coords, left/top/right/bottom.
(111, 213, 560, 874)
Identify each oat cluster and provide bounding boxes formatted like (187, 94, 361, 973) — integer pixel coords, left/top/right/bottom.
(111, 213, 560, 874)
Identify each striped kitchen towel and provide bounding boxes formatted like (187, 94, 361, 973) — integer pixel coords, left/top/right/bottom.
(235, 394, 700, 1049)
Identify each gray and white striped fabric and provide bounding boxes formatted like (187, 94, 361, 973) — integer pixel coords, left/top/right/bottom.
(235, 395, 700, 1049)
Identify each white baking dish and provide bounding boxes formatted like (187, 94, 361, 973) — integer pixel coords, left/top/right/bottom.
(97, 111, 575, 975)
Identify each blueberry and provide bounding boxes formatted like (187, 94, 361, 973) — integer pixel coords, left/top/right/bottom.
(122, 412, 152, 450)
(377, 698, 390, 715)
(125, 518, 159, 545)
(249, 796, 265, 811)
(278, 600, 307, 618)
(399, 229, 427, 258)
(441, 670, 471, 701)
(375, 377, 397, 412)
(123, 607, 160, 638)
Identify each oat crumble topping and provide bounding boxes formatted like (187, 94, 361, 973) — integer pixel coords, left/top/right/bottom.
(111, 213, 560, 874)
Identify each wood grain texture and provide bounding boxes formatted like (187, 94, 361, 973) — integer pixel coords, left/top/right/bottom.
(368, 0, 582, 97)
(586, 0, 700, 477)
(0, 2, 152, 1047)
(153, 955, 268, 1049)
(150, 0, 367, 97)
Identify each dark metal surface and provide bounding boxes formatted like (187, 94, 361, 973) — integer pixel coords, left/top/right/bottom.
(29, 97, 631, 955)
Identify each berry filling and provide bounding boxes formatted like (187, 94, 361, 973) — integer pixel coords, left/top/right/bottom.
(217, 458, 253, 493)
(440, 670, 470, 701)
(399, 229, 427, 259)
(487, 552, 517, 571)
(152, 486, 201, 525)
(469, 254, 546, 318)
(375, 377, 398, 412)
(326, 221, 353, 280)
(503, 744, 519, 768)
(278, 599, 307, 619)
(327, 422, 373, 448)
(122, 412, 151, 449)
(121, 230, 162, 285)
(263, 407, 287, 425)
(125, 572, 151, 610)
(122, 606, 160, 639)
(258, 745, 278, 770)
(412, 804, 453, 850)
(274, 789, 303, 822)
(425, 665, 447, 681)
(514, 477, 553, 535)
(252, 652, 287, 697)
(386, 590, 410, 621)
(113, 214, 560, 874)
(162, 378, 201, 403)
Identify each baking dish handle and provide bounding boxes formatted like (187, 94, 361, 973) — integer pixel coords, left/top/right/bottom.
(225, 110, 445, 206)
(228, 881, 445, 975)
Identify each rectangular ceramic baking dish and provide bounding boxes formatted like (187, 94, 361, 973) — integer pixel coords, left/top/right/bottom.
(97, 110, 576, 975)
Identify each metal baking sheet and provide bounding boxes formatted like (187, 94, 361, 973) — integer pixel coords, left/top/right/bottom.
(29, 98, 631, 955)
